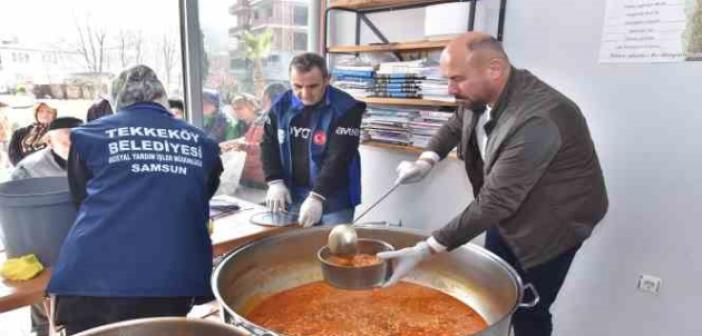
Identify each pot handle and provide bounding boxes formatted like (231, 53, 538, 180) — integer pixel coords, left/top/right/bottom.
(212, 254, 226, 269)
(518, 283, 540, 308)
(355, 221, 388, 226)
(232, 318, 279, 336)
(354, 220, 402, 227)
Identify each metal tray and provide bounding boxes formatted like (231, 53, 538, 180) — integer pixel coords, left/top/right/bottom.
(249, 211, 299, 227)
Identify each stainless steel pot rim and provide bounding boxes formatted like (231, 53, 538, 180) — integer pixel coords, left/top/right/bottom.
(72, 317, 243, 335)
(211, 226, 527, 336)
(317, 238, 394, 268)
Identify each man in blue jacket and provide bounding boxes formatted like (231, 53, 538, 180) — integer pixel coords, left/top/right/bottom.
(261, 53, 365, 227)
(47, 65, 223, 335)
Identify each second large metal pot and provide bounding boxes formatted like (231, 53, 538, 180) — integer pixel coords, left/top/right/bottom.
(212, 226, 537, 336)
(73, 317, 247, 336)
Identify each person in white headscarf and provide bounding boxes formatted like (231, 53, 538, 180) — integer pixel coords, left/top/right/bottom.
(11, 117, 83, 180)
(8, 102, 57, 165)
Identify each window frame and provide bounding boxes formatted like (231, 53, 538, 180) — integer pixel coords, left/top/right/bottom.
(179, 0, 319, 126)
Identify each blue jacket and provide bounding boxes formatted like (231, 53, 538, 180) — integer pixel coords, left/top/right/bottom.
(47, 102, 222, 297)
(271, 87, 362, 213)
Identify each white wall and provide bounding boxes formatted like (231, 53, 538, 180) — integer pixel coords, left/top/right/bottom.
(332, 0, 701, 335)
(504, 1, 702, 335)
(357, 146, 474, 233)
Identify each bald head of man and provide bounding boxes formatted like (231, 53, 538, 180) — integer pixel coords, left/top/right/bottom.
(440, 32, 511, 109)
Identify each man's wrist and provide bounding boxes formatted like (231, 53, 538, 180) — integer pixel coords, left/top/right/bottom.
(268, 179, 284, 187)
(418, 151, 440, 166)
(309, 191, 326, 202)
(427, 236, 447, 255)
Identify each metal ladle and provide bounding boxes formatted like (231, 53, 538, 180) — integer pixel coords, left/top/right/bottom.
(327, 180, 401, 256)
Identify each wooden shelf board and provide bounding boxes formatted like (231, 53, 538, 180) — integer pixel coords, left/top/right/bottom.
(362, 140, 424, 154)
(328, 39, 451, 53)
(361, 140, 458, 159)
(360, 97, 457, 107)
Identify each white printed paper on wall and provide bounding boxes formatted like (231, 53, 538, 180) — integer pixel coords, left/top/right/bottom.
(599, 0, 702, 63)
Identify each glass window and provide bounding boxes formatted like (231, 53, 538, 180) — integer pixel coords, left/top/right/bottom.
(0, 1, 183, 182)
(197, 0, 310, 203)
(294, 32, 308, 51)
(266, 5, 274, 19)
(294, 6, 308, 26)
(230, 58, 247, 69)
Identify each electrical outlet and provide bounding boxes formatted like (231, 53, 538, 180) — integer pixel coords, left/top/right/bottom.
(637, 274, 662, 295)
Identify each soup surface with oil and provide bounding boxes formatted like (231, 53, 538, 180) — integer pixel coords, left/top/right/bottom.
(325, 253, 382, 267)
(246, 281, 488, 336)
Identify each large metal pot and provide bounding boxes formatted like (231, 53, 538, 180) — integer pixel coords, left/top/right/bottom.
(212, 226, 538, 336)
(73, 317, 247, 336)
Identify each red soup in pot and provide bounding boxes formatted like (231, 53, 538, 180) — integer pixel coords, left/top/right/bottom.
(325, 253, 382, 267)
(246, 281, 488, 336)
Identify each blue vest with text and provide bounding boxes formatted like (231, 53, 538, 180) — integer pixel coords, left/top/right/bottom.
(47, 102, 221, 297)
(272, 86, 361, 213)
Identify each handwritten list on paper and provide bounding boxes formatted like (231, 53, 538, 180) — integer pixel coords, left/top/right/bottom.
(599, 0, 701, 63)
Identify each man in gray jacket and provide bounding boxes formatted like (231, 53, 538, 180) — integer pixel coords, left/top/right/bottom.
(11, 117, 82, 180)
(378, 32, 608, 336)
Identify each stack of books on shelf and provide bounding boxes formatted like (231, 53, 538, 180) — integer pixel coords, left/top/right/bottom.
(361, 105, 418, 145)
(331, 65, 375, 98)
(373, 59, 424, 99)
(332, 59, 454, 102)
(375, 59, 454, 102)
(409, 109, 453, 148)
(420, 78, 453, 102)
(361, 105, 454, 148)
(371, 74, 423, 98)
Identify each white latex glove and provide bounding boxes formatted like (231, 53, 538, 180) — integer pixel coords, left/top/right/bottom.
(377, 237, 447, 287)
(395, 151, 439, 185)
(298, 193, 324, 228)
(266, 180, 291, 213)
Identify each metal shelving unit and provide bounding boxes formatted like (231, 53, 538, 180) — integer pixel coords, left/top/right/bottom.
(323, 0, 508, 60)
(322, 0, 507, 154)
